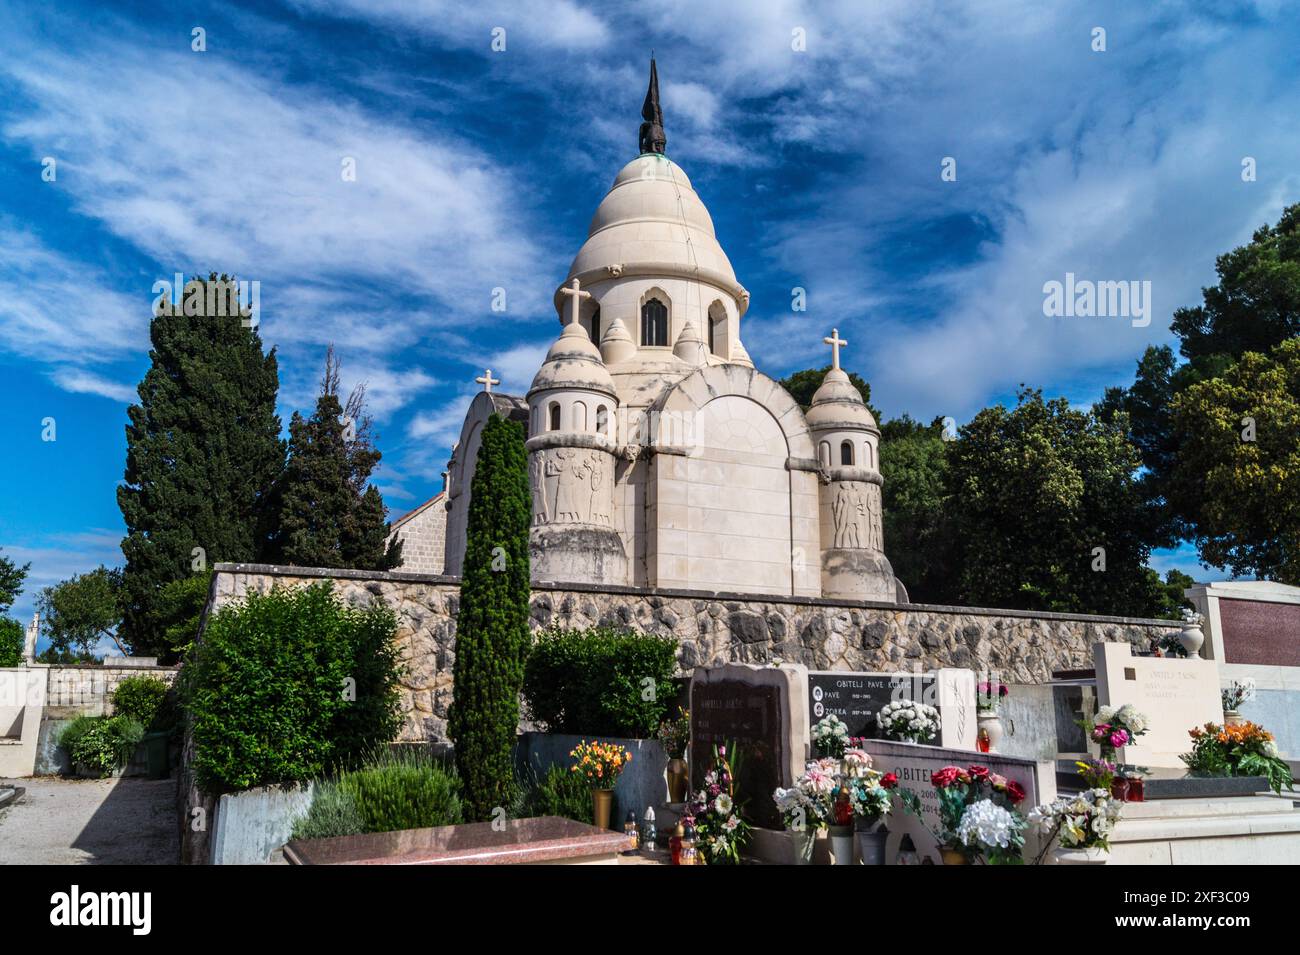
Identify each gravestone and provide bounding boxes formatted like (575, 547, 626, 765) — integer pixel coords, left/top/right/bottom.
(1094, 642, 1223, 767)
(689, 663, 808, 830)
(807, 668, 976, 749)
(861, 739, 1050, 864)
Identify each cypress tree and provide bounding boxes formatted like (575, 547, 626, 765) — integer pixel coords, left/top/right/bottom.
(272, 347, 402, 570)
(448, 413, 532, 820)
(118, 275, 284, 657)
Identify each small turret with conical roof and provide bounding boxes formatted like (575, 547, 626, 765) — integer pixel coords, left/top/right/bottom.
(526, 278, 628, 585)
(809, 329, 897, 602)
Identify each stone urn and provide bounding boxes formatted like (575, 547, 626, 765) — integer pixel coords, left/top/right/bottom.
(1178, 623, 1205, 657)
(1224, 711, 1245, 727)
(1055, 846, 1108, 865)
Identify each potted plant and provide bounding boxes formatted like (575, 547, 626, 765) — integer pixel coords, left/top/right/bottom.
(656, 707, 690, 802)
(1221, 679, 1255, 727)
(1080, 703, 1149, 761)
(1182, 721, 1295, 794)
(1029, 788, 1124, 864)
(876, 699, 941, 744)
(843, 748, 892, 865)
(684, 743, 752, 864)
(1177, 608, 1205, 657)
(976, 680, 1012, 751)
(897, 764, 1027, 864)
(569, 739, 632, 829)
(811, 713, 850, 760)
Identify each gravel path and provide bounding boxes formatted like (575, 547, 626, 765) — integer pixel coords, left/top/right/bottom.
(0, 776, 179, 864)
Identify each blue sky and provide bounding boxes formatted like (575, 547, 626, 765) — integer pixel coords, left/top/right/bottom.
(3, 0, 1292, 630)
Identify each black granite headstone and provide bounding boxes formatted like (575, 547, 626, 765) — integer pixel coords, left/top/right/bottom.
(690, 680, 784, 829)
(808, 672, 936, 738)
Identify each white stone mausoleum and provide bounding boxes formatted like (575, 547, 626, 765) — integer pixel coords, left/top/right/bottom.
(442, 61, 902, 603)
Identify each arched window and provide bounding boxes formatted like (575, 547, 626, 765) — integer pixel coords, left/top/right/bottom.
(548, 402, 561, 431)
(596, 405, 609, 434)
(590, 305, 601, 346)
(840, 440, 854, 466)
(641, 297, 668, 346)
(708, 301, 725, 355)
(819, 441, 831, 467)
(573, 400, 588, 431)
(864, 442, 874, 469)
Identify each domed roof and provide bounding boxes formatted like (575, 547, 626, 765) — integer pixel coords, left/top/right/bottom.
(560, 154, 743, 303)
(806, 367, 878, 433)
(529, 321, 617, 398)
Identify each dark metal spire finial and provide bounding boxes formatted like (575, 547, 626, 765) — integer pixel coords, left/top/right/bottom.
(639, 56, 666, 156)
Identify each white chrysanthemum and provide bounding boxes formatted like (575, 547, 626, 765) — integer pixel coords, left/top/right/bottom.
(714, 793, 734, 815)
(1095, 705, 1116, 724)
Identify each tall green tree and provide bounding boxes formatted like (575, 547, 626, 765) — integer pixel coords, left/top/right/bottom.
(447, 413, 531, 820)
(878, 415, 959, 604)
(0, 547, 29, 616)
(271, 347, 402, 570)
(1170, 338, 1300, 582)
(945, 389, 1165, 616)
(36, 566, 125, 659)
(118, 274, 285, 658)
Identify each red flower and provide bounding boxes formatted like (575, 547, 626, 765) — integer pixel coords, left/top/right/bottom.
(1006, 780, 1026, 804)
(882, 772, 899, 789)
(967, 765, 990, 781)
(932, 766, 961, 788)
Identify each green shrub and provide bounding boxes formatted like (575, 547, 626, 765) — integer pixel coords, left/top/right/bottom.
(291, 782, 364, 840)
(58, 715, 145, 777)
(0, 617, 23, 667)
(518, 764, 593, 825)
(338, 749, 463, 833)
(523, 625, 679, 737)
(111, 675, 170, 729)
(292, 749, 462, 839)
(181, 582, 403, 793)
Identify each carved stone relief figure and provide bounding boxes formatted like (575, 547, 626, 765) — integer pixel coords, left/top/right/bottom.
(588, 452, 610, 525)
(864, 482, 883, 551)
(552, 448, 594, 523)
(529, 452, 549, 525)
(831, 482, 867, 549)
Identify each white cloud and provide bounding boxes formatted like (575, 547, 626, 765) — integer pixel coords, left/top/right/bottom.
(48, 368, 136, 403)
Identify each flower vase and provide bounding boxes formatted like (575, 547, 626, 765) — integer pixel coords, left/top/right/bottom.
(591, 788, 614, 830)
(940, 847, 968, 865)
(977, 711, 1004, 751)
(665, 758, 688, 803)
(1177, 623, 1204, 657)
(854, 821, 888, 866)
(1224, 710, 1245, 727)
(789, 828, 817, 865)
(828, 825, 854, 865)
(1054, 846, 1108, 865)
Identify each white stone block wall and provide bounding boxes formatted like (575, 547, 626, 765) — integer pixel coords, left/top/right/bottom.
(388, 492, 447, 575)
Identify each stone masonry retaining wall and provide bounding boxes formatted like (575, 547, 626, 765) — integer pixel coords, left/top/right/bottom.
(208, 563, 1184, 745)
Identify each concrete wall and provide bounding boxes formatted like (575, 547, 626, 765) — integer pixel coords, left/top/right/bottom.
(210, 784, 315, 864)
(0, 669, 47, 777)
(207, 563, 1183, 746)
(518, 732, 668, 828)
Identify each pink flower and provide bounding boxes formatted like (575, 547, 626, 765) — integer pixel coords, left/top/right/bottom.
(1110, 729, 1130, 748)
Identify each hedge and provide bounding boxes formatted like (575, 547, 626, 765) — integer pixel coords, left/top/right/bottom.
(182, 582, 402, 793)
(523, 625, 679, 738)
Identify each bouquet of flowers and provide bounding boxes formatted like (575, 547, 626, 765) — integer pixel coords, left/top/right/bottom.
(897, 763, 1027, 863)
(811, 713, 850, 758)
(569, 739, 632, 788)
(1075, 756, 1116, 790)
(773, 758, 837, 832)
(877, 699, 940, 744)
(1028, 789, 1123, 861)
(1082, 703, 1149, 757)
(685, 743, 752, 864)
(1221, 679, 1256, 713)
(977, 680, 1009, 713)
(656, 706, 690, 759)
(1182, 722, 1294, 794)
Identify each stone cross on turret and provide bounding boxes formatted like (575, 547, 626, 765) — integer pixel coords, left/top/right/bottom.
(475, 369, 500, 392)
(823, 328, 847, 371)
(559, 277, 591, 327)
